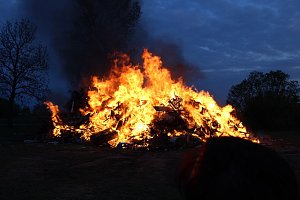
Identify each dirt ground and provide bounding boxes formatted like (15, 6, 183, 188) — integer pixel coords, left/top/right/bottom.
(0, 142, 184, 200)
(0, 140, 299, 200)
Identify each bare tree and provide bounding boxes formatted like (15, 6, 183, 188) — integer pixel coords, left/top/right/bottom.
(0, 19, 48, 122)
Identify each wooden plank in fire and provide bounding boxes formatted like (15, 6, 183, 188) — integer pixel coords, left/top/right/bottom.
(59, 113, 90, 127)
(168, 95, 182, 110)
(153, 106, 173, 112)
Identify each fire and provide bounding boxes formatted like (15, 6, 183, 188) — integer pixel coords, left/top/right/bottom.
(45, 49, 259, 147)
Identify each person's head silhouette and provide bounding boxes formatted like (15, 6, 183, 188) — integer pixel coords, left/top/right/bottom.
(178, 137, 298, 200)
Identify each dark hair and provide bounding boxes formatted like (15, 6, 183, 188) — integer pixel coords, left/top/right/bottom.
(178, 137, 298, 200)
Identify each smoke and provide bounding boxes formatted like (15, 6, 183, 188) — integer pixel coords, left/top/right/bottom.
(18, 0, 141, 88)
(129, 26, 203, 84)
(146, 39, 202, 83)
(17, 0, 201, 92)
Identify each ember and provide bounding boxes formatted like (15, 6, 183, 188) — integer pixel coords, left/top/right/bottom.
(45, 49, 259, 147)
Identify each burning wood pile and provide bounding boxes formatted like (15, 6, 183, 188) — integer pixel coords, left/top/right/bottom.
(45, 49, 259, 148)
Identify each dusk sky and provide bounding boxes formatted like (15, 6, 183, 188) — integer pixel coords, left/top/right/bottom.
(1, 0, 300, 105)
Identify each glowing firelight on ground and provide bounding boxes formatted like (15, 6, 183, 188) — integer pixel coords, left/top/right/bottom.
(45, 49, 259, 147)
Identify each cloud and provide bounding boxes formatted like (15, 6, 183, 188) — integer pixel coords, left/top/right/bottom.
(142, 0, 300, 73)
(202, 66, 261, 73)
(246, 50, 300, 62)
(221, 67, 262, 72)
(197, 46, 215, 52)
(202, 69, 217, 73)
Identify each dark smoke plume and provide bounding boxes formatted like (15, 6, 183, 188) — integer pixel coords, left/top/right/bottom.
(147, 39, 202, 83)
(129, 26, 203, 84)
(19, 0, 141, 87)
(19, 0, 201, 92)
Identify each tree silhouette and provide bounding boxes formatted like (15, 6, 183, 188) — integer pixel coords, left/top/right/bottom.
(0, 19, 48, 124)
(227, 70, 300, 130)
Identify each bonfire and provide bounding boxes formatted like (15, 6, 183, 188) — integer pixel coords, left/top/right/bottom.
(45, 49, 259, 148)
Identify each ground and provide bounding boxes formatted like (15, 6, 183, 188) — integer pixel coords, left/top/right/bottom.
(0, 118, 299, 200)
(0, 139, 299, 200)
(0, 143, 184, 200)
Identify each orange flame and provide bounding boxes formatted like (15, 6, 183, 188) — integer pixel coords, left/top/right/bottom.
(45, 49, 259, 147)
